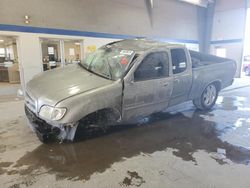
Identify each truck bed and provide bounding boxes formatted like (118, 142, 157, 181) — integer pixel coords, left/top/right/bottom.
(188, 50, 236, 100)
(189, 50, 232, 68)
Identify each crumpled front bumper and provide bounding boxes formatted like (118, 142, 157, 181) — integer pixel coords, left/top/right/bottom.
(25, 105, 60, 143)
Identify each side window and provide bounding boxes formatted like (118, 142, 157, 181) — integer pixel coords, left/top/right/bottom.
(170, 48, 187, 74)
(134, 52, 169, 81)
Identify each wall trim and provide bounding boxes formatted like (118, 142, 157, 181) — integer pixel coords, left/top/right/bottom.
(0, 24, 199, 44)
(210, 38, 243, 44)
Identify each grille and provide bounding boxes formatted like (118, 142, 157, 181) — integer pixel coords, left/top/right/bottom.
(25, 92, 36, 112)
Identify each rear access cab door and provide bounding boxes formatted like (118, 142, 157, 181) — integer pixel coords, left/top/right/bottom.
(122, 49, 173, 120)
(168, 47, 192, 107)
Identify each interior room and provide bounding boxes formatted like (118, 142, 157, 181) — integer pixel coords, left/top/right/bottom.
(41, 38, 83, 71)
(0, 36, 20, 83)
(41, 38, 62, 71)
(0, 35, 21, 96)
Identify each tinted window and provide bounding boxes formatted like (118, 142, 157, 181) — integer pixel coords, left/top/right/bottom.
(134, 52, 169, 81)
(171, 48, 187, 74)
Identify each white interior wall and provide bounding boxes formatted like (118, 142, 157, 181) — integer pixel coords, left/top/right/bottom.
(243, 8, 250, 56)
(83, 37, 121, 57)
(0, 0, 200, 40)
(210, 43, 244, 71)
(211, 0, 246, 77)
(0, 0, 203, 88)
(0, 30, 121, 88)
(0, 29, 200, 90)
(17, 33, 42, 87)
(212, 8, 246, 40)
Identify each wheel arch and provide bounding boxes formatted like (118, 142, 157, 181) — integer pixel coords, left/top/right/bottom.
(210, 80, 222, 92)
(202, 80, 221, 93)
(79, 107, 122, 125)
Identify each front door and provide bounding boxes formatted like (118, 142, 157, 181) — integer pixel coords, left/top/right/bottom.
(122, 51, 173, 120)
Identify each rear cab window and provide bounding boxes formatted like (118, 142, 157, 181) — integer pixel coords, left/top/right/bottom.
(170, 48, 187, 74)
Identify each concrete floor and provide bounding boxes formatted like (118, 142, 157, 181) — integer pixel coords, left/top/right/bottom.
(0, 86, 250, 188)
(0, 83, 21, 96)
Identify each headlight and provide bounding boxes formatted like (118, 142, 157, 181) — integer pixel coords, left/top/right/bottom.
(39, 105, 67, 121)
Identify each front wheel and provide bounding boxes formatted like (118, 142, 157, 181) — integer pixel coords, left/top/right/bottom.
(193, 83, 218, 110)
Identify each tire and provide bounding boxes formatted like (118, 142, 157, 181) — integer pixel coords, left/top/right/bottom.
(245, 68, 250, 76)
(79, 111, 108, 129)
(193, 83, 218, 111)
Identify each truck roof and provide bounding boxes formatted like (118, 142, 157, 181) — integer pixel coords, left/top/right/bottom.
(105, 39, 185, 53)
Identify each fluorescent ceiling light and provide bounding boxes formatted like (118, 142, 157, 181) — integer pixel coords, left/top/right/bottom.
(75, 42, 81, 45)
(24, 15, 29, 20)
(0, 39, 4, 43)
(179, 0, 212, 7)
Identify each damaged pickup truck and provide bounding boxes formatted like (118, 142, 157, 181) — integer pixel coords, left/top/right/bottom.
(25, 39, 236, 143)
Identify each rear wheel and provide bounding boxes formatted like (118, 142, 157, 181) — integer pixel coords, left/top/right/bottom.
(193, 83, 218, 110)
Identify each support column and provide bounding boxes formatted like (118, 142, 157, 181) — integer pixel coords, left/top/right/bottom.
(80, 40, 84, 61)
(198, 1, 216, 54)
(60, 40, 65, 68)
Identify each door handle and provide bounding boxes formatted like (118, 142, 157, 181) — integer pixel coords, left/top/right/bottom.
(163, 83, 168, 87)
(174, 79, 180, 83)
(155, 66, 162, 70)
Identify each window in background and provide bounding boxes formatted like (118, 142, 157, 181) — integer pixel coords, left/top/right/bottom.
(48, 47, 55, 55)
(216, 47, 227, 58)
(41, 39, 61, 71)
(41, 38, 83, 71)
(0, 36, 20, 84)
(69, 48, 75, 56)
(64, 40, 82, 65)
(0, 48, 5, 57)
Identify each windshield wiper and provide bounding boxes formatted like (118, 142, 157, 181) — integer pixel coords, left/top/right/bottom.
(78, 62, 88, 70)
(78, 62, 112, 80)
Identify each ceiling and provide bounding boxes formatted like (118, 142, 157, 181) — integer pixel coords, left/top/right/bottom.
(144, 0, 214, 27)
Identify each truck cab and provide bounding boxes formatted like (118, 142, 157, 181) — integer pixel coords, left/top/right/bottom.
(122, 46, 192, 120)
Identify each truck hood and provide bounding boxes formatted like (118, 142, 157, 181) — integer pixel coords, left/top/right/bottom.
(26, 64, 113, 107)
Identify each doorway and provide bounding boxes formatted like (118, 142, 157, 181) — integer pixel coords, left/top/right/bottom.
(0, 35, 21, 96)
(41, 38, 62, 71)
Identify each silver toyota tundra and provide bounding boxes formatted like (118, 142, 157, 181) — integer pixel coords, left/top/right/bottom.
(25, 39, 236, 143)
